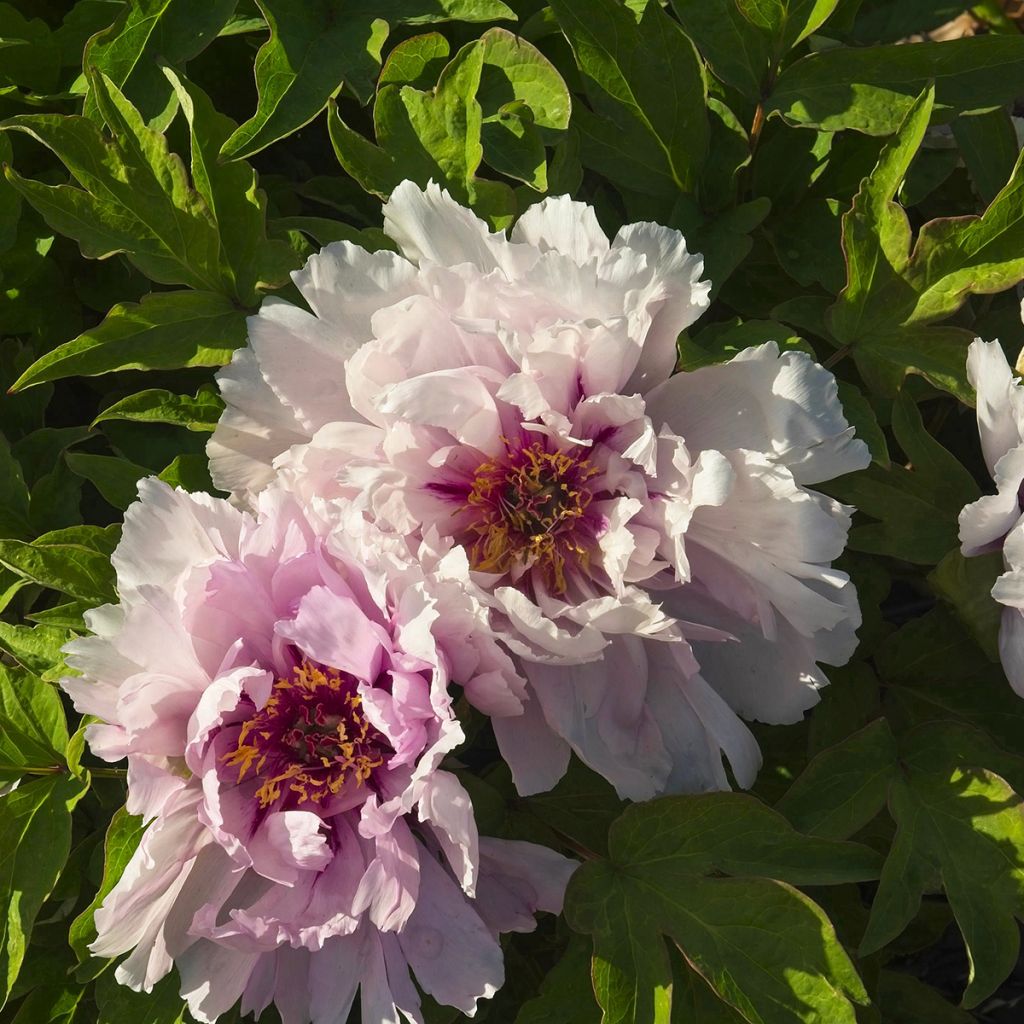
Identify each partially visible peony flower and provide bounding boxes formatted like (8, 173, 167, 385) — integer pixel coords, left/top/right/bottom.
(60, 478, 573, 1024)
(959, 331, 1024, 696)
(209, 181, 869, 801)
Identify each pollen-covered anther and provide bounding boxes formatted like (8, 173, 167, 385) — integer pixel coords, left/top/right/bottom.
(464, 440, 598, 593)
(223, 661, 388, 809)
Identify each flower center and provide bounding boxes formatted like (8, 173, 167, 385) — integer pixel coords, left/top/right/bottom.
(223, 661, 388, 809)
(464, 440, 598, 594)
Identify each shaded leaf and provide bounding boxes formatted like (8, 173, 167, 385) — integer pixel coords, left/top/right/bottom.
(767, 36, 1024, 135)
(83, 0, 238, 128)
(552, 0, 708, 196)
(775, 719, 897, 839)
(220, 0, 515, 160)
(862, 723, 1024, 1007)
(566, 794, 878, 1023)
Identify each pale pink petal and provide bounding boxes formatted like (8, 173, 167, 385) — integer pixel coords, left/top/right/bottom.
(397, 850, 503, 1015)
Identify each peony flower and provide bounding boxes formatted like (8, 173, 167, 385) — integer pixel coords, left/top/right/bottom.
(60, 478, 574, 1024)
(959, 331, 1024, 695)
(209, 181, 869, 800)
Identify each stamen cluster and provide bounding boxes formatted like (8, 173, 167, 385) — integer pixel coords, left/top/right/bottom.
(224, 661, 387, 809)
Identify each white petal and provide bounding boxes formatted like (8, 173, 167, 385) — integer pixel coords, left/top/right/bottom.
(613, 221, 710, 393)
(525, 637, 672, 801)
(967, 338, 1024, 476)
(510, 194, 610, 264)
(291, 241, 417, 329)
(383, 180, 527, 274)
(643, 343, 870, 484)
(208, 346, 309, 500)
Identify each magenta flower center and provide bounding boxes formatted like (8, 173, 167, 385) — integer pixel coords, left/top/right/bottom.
(223, 661, 389, 809)
(464, 440, 598, 593)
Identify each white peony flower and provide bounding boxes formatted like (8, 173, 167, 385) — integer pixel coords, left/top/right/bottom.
(209, 182, 869, 800)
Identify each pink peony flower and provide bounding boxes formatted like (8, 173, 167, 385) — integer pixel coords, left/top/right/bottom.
(61, 478, 573, 1024)
(959, 332, 1024, 695)
(209, 182, 869, 800)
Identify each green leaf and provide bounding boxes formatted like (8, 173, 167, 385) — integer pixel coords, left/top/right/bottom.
(0, 438, 31, 540)
(379, 32, 451, 90)
(220, 0, 515, 161)
(482, 101, 547, 189)
(775, 719, 897, 839)
(69, 808, 144, 964)
(836, 381, 889, 468)
(3, 72, 227, 294)
(333, 36, 517, 222)
(766, 35, 1024, 135)
(877, 606, 1024, 752)
(520, 756, 625, 857)
(0, 623, 72, 681)
(0, 526, 117, 603)
(515, 936, 600, 1024)
(82, 0, 238, 128)
(10, 292, 247, 391)
(0, 665, 68, 781)
(0, 4, 59, 94)
(928, 548, 1002, 662)
(552, 0, 708, 196)
(862, 723, 1024, 1007)
(158, 453, 216, 493)
(669, 0, 773, 99)
(827, 392, 978, 564)
(10, 981, 83, 1024)
(95, 970, 187, 1024)
(671, 0, 839, 99)
(94, 386, 224, 433)
(65, 453, 148, 511)
(163, 68, 300, 303)
(375, 40, 487, 203)
(875, 970, 973, 1024)
(952, 109, 1021, 206)
(477, 26, 570, 130)
(827, 87, 1024, 398)
(566, 794, 878, 1023)
(0, 774, 88, 1005)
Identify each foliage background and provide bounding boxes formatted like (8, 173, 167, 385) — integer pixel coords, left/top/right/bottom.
(1, 0, 1024, 1021)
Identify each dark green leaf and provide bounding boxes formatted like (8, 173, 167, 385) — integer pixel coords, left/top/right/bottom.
(566, 794, 878, 1023)
(767, 35, 1024, 135)
(515, 936, 600, 1024)
(220, 0, 515, 161)
(83, 0, 238, 128)
(952, 109, 1021, 206)
(552, 0, 708, 196)
(775, 719, 897, 839)
(928, 548, 1002, 662)
(862, 723, 1024, 1007)
(66, 453, 148, 511)
(95, 970, 187, 1024)
(0, 774, 88, 1005)
(163, 68, 300, 303)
